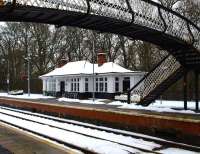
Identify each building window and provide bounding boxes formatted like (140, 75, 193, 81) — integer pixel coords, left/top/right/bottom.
(74, 78, 77, 92)
(99, 78, 104, 92)
(65, 80, 68, 91)
(77, 78, 80, 92)
(105, 77, 107, 92)
(52, 80, 56, 91)
(71, 78, 80, 92)
(71, 79, 73, 91)
(74, 82, 76, 92)
(48, 80, 51, 91)
(95, 77, 108, 92)
(96, 78, 99, 92)
(123, 77, 130, 92)
(77, 82, 79, 92)
(115, 77, 119, 92)
(48, 80, 56, 92)
(85, 78, 88, 92)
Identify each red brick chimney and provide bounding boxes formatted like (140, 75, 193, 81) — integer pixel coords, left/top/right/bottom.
(97, 49, 107, 66)
(57, 59, 68, 68)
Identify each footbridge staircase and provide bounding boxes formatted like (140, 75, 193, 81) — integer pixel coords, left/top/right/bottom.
(128, 48, 200, 106)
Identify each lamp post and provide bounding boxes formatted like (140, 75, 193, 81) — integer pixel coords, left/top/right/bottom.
(24, 23, 31, 97)
(83, 37, 95, 102)
(27, 53, 30, 97)
(92, 38, 95, 102)
(7, 59, 10, 94)
(24, 53, 31, 97)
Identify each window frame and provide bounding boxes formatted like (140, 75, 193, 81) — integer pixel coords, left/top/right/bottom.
(85, 78, 89, 92)
(115, 77, 119, 92)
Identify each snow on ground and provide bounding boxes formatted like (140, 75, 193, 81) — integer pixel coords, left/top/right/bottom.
(108, 101, 125, 106)
(0, 108, 155, 154)
(153, 100, 198, 110)
(0, 107, 197, 154)
(0, 113, 137, 154)
(0, 92, 199, 114)
(57, 98, 199, 115)
(0, 108, 161, 151)
(0, 93, 54, 99)
(0, 106, 170, 142)
(158, 148, 198, 154)
(117, 100, 200, 114)
(58, 97, 105, 104)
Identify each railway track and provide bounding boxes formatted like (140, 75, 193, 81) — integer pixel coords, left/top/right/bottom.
(0, 106, 199, 154)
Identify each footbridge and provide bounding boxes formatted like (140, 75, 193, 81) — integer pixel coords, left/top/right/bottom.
(0, 0, 200, 106)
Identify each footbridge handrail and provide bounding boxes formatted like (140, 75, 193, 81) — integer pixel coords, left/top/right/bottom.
(128, 53, 170, 93)
(127, 53, 181, 104)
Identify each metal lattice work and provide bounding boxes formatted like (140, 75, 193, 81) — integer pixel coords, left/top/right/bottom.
(128, 54, 182, 105)
(14, 0, 88, 13)
(2, 0, 199, 51)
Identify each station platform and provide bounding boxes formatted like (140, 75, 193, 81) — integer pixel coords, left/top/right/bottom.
(0, 97, 199, 146)
(0, 122, 74, 154)
(15, 97, 200, 121)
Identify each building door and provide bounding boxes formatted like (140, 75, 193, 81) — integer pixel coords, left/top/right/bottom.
(123, 77, 130, 92)
(60, 81, 65, 96)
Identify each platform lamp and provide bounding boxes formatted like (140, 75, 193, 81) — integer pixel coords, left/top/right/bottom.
(83, 37, 95, 102)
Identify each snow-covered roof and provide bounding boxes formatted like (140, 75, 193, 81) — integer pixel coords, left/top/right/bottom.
(40, 60, 143, 78)
(96, 62, 132, 73)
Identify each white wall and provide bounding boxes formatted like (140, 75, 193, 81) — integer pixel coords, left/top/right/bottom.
(79, 77, 84, 93)
(130, 76, 135, 89)
(65, 78, 69, 92)
(56, 79, 60, 92)
(107, 76, 114, 93)
(133, 75, 144, 90)
(42, 79, 46, 91)
(87, 76, 94, 92)
(42, 73, 144, 93)
(46, 79, 49, 91)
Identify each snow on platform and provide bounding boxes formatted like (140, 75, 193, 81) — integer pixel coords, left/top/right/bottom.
(0, 92, 199, 115)
(58, 97, 105, 104)
(0, 93, 53, 100)
(118, 101, 200, 115)
(57, 97, 200, 115)
(114, 94, 140, 102)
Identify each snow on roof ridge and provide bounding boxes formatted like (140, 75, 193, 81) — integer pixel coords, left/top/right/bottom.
(97, 62, 133, 73)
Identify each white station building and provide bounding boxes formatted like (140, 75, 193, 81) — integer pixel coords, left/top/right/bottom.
(39, 52, 145, 99)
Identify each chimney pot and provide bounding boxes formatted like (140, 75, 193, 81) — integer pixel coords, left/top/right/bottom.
(97, 49, 107, 66)
(58, 59, 68, 68)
